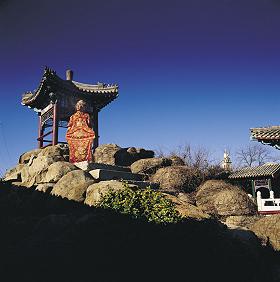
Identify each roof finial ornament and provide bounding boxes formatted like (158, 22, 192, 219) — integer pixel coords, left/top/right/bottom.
(66, 69, 73, 81)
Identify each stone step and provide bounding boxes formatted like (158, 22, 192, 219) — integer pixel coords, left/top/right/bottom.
(74, 161, 131, 172)
(89, 169, 144, 181)
(124, 180, 159, 190)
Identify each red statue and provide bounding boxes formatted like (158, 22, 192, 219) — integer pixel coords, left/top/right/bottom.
(66, 100, 95, 163)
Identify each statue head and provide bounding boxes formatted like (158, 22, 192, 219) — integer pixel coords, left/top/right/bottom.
(75, 100, 86, 112)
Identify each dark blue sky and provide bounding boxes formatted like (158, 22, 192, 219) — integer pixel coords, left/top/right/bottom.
(0, 0, 280, 173)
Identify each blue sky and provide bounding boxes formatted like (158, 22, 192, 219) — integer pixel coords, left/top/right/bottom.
(0, 0, 280, 174)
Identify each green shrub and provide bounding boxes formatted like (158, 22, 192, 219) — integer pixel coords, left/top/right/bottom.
(98, 183, 182, 224)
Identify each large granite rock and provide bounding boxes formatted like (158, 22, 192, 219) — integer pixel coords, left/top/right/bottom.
(93, 144, 154, 166)
(130, 157, 172, 174)
(19, 148, 42, 164)
(169, 156, 185, 166)
(3, 164, 25, 181)
(21, 156, 58, 187)
(35, 183, 55, 193)
(51, 170, 95, 202)
(38, 144, 68, 160)
(162, 193, 210, 220)
(224, 215, 261, 229)
(44, 161, 77, 183)
(150, 166, 203, 193)
(85, 180, 138, 206)
(18, 144, 68, 165)
(196, 180, 257, 216)
(250, 215, 280, 250)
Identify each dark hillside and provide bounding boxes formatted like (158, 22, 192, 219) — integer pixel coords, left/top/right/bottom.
(0, 181, 278, 282)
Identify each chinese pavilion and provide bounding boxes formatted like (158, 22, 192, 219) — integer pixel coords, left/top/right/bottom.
(250, 126, 280, 149)
(21, 67, 118, 149)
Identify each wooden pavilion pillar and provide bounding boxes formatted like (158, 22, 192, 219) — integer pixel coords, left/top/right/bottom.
(38, 114, 43, 148)
(52, 102, 59, 146)
(93, 110, 99, 149)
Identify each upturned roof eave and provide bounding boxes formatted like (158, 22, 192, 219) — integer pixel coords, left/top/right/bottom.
(21, 67, 119, 110)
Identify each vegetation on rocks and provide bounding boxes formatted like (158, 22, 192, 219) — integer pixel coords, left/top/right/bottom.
(0, 180, 279, 282)
(98, 184, 182, 224)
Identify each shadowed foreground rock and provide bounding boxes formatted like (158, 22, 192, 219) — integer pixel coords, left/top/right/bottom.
(250, 215, 280, 251)
(0, 182, 279, 282)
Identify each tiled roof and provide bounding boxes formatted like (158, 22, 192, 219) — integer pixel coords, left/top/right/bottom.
(229, 163, 280, 179)
(21, 67, 118, 110)
(250, 126, 280, 140)
(72, 81, 118, 94)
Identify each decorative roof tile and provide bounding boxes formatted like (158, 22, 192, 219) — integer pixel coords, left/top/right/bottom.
(21, 67, 118, 111)
(229, 163, 280, 179)
(250, 126, 280, 140)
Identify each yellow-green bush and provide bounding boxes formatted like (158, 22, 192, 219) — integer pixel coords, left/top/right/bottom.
(98, 184, 181, 224)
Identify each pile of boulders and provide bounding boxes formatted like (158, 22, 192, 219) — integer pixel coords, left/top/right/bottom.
(3, 144, 263, 227)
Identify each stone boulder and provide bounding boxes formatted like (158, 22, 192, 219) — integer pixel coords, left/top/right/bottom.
(85, 180, 138, 206)
(169, 156, 185, 166)
(250, 215, 280, 251)
(150, 166, 203, 193)
(224, 215, 261, 229)
(21, 156, 59, 187)
(162, 193, 210, 220)
(93, 144, 154, 166)
(19, 148, 42, 164)
(177, 192, 196, 205)
(51, 170, 95, 202)
(93, 144, 121, 165)
(37, 144, 68, 161)
(131, 158, 172, 174)
(35, 183, 55, 193)
(196, 180, 257, 216)
(44, 161, 78, 183)
(3, 164, 25, 181)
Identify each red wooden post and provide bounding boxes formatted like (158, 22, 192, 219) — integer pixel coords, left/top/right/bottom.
(93, 110, 99, 149)
(52, 102, 59, 146)
(38, 114, 43, 148)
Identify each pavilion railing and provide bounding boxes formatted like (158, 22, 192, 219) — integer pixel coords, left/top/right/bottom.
(257, 191, 280, 215)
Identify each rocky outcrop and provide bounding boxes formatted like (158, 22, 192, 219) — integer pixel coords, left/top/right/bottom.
(3, 164, 25, 181)
(250, 215, 280, 250)
(196, 180, 257, 216)
(85, 180, 138, 206)
(18, 144, 68, 165)
(35, 183, 55, 193)
(51, 170, 95, 202)
(150, 166, 203, 193)
(224, 215, 261, 229)
(130, 157, 172, 174)
(19, 148, 42, 164)
(21, 156, 59, 187)
(93, 144, 154, 166)
(44, 161, 77, 183)
(162, 193, 210, 220)
(169, 156, 185, 166)
(177, 192, 196, 205)
(38, 144, 69, 160)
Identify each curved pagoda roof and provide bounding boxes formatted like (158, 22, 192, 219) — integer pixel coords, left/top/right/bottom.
(21, 67, 118, 111)
(229, 163, 280, 179)
(250, 126, 280, 149)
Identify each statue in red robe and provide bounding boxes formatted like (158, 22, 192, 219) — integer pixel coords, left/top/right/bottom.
(66, 100, 95, 163)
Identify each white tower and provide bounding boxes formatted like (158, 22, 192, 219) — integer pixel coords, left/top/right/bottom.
(222, 150, 232, 171)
